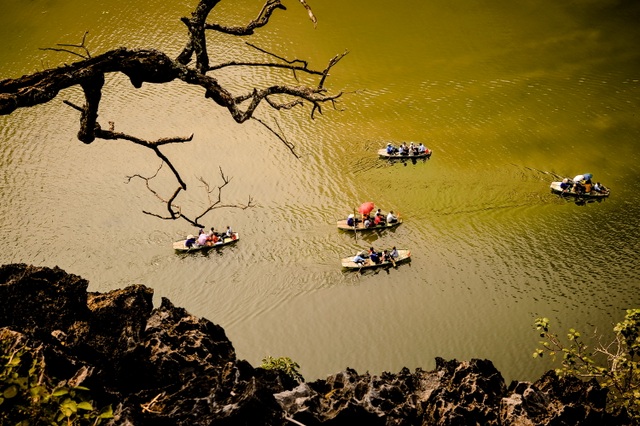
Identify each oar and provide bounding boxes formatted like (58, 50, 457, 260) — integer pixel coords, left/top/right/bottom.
(353, 208, 358, 243)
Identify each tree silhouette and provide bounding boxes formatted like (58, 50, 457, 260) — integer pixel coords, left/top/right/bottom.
(0, 0, 346, 227)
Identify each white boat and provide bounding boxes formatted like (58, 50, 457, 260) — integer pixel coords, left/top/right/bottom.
(341, 249, 411, 270)
(550, 180, 610, 200)
(336, 218, 402, 232)
(377, 147, 432, 160)
(173, 232, 239, 252)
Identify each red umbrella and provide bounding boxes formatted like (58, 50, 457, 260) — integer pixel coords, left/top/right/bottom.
(358, 202, 375, 215)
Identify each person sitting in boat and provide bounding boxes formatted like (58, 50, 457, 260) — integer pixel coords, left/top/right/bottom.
(185, 235, 197, 248)
(559, 178, 571, 192)
(197, 232, 208, 246)
(583, 179, 593, 194)
(346, 213, 356, 227)
(353, 253, 367, 265)
(205, 227, 216, 244)
(368, 247, 381, 264)
(364, 217, 373, 228)
(572, 180, 585, 195)
(374, 213, 384, 226)
(390, 246, 399, 259)
(387, 211, 398, 224)
(593, 182, 608, 194)
(381, 250, 390, 262)
(225, 226, 233, 238)
(206, 227, 220, 244)
(386, 143, 397, 155)
(418, 143, 427, 154)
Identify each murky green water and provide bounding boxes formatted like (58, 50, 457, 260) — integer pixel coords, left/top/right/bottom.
(1, 0, 639, 382)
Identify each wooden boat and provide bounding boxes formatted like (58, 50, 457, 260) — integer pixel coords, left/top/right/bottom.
(550, 181, 610, 200)
(336, 219, 402, 232)
(173, 232, 239, 252)
(377, 148, 432, 160)
(341, 249, 411, 270)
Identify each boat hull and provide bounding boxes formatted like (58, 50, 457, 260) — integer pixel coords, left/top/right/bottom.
(173, 232, 239, 252)
(377, 148, 432, 160)
(336, 219, 402, 232)
(550, 182, 610, 199)
(341, 249, 411, 269)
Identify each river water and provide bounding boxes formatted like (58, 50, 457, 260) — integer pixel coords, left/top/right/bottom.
(1, 0, 639, 382)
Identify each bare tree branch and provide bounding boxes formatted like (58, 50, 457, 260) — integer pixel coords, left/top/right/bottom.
(193, 169, 256, 223)
(296, 0, 317, 28)
(128, 166, 253, 227)
(252, 116, 299, 158)
(203, 0, 286, 36)
(40, 31, 92, 60)
(0, 0, 345, 226)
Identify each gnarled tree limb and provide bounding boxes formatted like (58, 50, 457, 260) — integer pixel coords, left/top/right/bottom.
(0, 0, 345, 227)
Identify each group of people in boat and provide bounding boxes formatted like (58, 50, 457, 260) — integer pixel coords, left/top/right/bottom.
(347, 209, 399, 228)
(386, 142, 428, 156)
(353, 246, 399, 265)
(185, 225, 235, 248)
(559, 173, 609, 196)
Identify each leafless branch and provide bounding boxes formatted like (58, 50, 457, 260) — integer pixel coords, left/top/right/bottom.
(252, 116, 299, 158)
(40, 31, 92, 60)
(203, 0, 287, 36)
(193, 169, 256, 223)
(0, 0, 346, 226)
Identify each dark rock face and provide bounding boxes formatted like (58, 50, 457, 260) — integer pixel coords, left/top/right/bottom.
(0, 264, 630, 425)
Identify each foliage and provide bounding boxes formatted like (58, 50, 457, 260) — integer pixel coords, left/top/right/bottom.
(259, 356, 305, 383)
(0, 332, 114, 425)
(533, 309, 640, 420)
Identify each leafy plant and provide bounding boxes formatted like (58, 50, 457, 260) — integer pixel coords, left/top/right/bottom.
(259, 356, 305, 383)
(533, 309, 640, 420)
(0, 330, 114, 425)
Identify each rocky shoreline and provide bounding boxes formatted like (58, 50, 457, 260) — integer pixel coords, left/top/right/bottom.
(0, 264, 630, 425)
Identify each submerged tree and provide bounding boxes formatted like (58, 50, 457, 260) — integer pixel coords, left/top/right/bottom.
(0, 0, 346, 227)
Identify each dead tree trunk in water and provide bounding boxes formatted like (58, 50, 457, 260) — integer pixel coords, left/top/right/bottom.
(0, 0, 346, 227)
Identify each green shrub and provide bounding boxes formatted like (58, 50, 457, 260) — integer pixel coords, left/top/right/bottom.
(0, 331, 114, 425)
(259, 356, 304, 383)
(533, 309, 640, 420)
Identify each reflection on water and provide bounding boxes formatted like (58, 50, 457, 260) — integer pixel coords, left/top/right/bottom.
(1, 0, 639, 382)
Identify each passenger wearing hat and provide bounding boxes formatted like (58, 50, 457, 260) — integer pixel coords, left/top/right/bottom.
(347, 213, 355, 227)
(185, 235, 196, 248)
(386, 142, 397, 155)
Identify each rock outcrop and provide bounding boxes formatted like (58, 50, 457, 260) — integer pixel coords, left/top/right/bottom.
(0, 264, 630, 425)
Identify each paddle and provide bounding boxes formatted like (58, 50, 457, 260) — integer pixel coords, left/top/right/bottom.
(353, 208, 358, 243)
